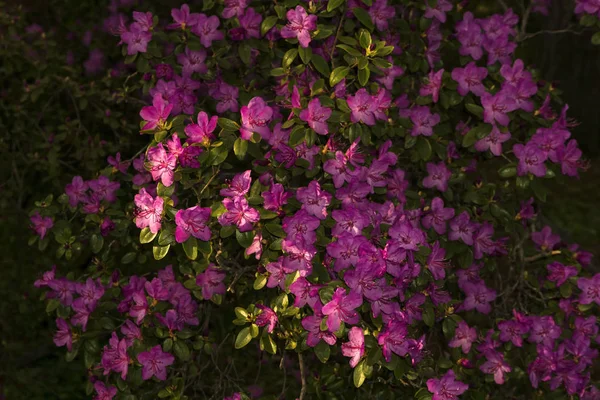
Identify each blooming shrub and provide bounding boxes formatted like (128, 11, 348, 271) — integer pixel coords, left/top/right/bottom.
(28, 1, 599, 399)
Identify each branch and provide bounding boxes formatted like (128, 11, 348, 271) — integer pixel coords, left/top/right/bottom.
(524, 250, 561, 263)
(497, 0, 509, 12)
(519, 28, 584, 41)
(298, 352, 307, 400)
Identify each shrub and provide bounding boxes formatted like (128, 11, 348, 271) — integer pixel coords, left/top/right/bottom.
(28, 1, 599, 399)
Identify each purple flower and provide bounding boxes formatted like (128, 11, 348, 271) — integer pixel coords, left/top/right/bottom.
(528, 316, 561, 346)
(302, 316, 337, 347)
(196, 266, 226, 300)
(218, 197, 260, 232)
(481, 91, 517, 126)
(557, 139, 583, 177)
(299, 98, 332, 135)
(341, 327, 365, 368)
(121, 320, 142, 345)
(240, 97, 273, 140)
(531, 226, 560, 251)
(147, 143, 177, 187)
(129, 291, 149, 324)
(498, 318, 528, 347)
(53, 318, 72, 351)
(34, 265, 56, 288)
(513, 143, 547, 177)
(48, 278, 76, 306)
(134, 188, 164, 234)
(30, 212, 53, 239)
(369, 0, 395, 31)
(422, 197, 455, 235)
(93, 382, 117, 400)
(280, 6, 317, 48)
(220, 170, 252, 198)
(377, 320, 409, 362)
(107, 153, 130, 174)
(222, 0, 250, 19)
(177, 47, 207, 75)
(121, 24, 152, 55)
(451, 62, 488, 96)
(547, 262, 578, 287)
(168, 4, 200, 31)
(191, 14, 224, 47)
(474, 125, 511, 156)
(410, 106, 440, 137)
(255, 304, 278, 333)
(137, 345, 175, 381)
(480, 351, 511, 384)
(449, 321, 477, 353)
(459, 282, 496, 314)
(265, 259, 286, 290)
(322, 288, 363, 332)
(347, 89, 377, 126)
(175, 206, 211, 242)
(65, 176, 88, 207)
(101, 332, 130, 380)
(423, 162, 452, 192)
(420, 69, 444, 103)
(577, 273, 600, 305)
(426, 242, 449, 280)
(323, 152, 351, 188)
(229, 8, 262, 40)
(283, 210, 320, 244)
(88, 176, 120, 203)
(76, 278, 105, 307)
(179, 146, 203, 168)
(332, 207, 370, 237)
(262, 183, 291, 213)
(140, 94, 173, 131)
(156, 309, 183, 332)
(426, 370, 468, 400)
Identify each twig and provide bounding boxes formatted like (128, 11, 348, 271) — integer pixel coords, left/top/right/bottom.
(519, 28, 584, 42)
(330, 11, 346, 69)
(298, 352, 307, 400)
(497, 0, 509, 12)
(524, 250, 561, 263)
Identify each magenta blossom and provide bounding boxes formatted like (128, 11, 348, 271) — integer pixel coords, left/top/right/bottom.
(177, 47, 207, 75)
(513, 143, 548, 177)
(94, 381, 117, 400)
(299, 98, 332, 135)
(426, 370, 468, 400)
(53, 318, 72, 351)
(452, 62, 488, 96)
(175, 206, 212, 242)
(167, 4, 200, 31)
(218, 197, 259, 232)
(420, 69, 444, 103)
(459, 282, 497, 314)
(222, 0, 250, 19)
(240, 97, 273, 140)
(410, 106, 440, 137)
(546, 262, 578, 287)
(531, 225, 560, 251)
(185, 111, 218, 144)
(140, 93, 173, 131)
(424, 0, 453, 23)
(322, 288, 363, 332)
(191, 14, 224, 47)
(423, 162, 452, 192)
(577, 273, 600, 305)
(196, 266, 226, 300)
(30, 212, 53, 239)
(280, 6, 317, 48)
(262, 183, 291, 213)
(147, 143, 177, 187)
(137, 345, 175, 381)
(474, 125, 511, 156)
(481, 91, 517, 126)
(341, 327, 365, 368)
(65, 176, 88, 207)
(448, 321, 477, 353)
(220, 170, 252, 198)
(480, 351, 512, 384)
(347, 88, 377, 125)
(302, 316, 337, 347)
(134, 188, 164, 234)
(120, 24, 152, 55)
(255, 304, 278, 333)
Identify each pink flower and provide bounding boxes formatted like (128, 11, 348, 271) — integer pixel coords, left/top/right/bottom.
(322, 288, 363, 332)
(245, 231, 263, 260)
(191, 14, 224, 47)
(137, 345, 175, 381)
(459, 282, 497, 314)
(196, 266, 226, 300)
(177, 47, 207, 75)
(448, 321, 477, 353)
(513, 143, 547, 177)
(167, 4, 201, 30)
(410, 106, 440, 137)
(65, 176, 88, 207)
(185, 111, 218, 144)
(134, 188, 164, 234)
(53, 318, 72, 351)
(101, 332, 130, 380)
(296, 180, 332, 220)
(531, 225, 560, 251)
(34, 265, 56, 288)
(546, 262, 578, 287)
(347, 89, 376, 126)
(302, 316, 337, 347)
(220, 170, 252, 198)
(280, 6, 317, 48)
(481, 91, 517, 126)
(424, 0, 453, 23)
(175, 206, 212, 242)
(423, 162, 452, 192)
(262, 183, 291, 213)
(426, 370, 468, 400)
(480, 351, 511, 384)
(341, 327, 365, 368)
(140, 93, 173, 131)
(120, 24, 152, 55)
(240, 97, 273, 140)
(451, 62, 488, 96)
(369, 0, 395, 31)
(577, 273, 600, 306)
(299, 98, 332, 135)
(107, 153, 130, 174)
(229, 8, 262, 40)
(222, 0, 250, 19)
(474, 125, 511, 156)
(147, 143, 177, 186)
(93, 382, 117, 400)
(30, 212, 53, 239)
(255, 304, 278, 333)
(420, 69, 444, 103)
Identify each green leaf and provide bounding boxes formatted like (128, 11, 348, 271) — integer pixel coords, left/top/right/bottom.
(220, 225, 236, 238)
(416, 137, 432, 161)
(298, 45, 312, 64)
(238, 44, 251, 65)
(283, 48, 299, 68)
(265, 223, 286, 238)
(218, 117, 240, 131)
(121, 252, 137, 264)
(353, 8, 374, 31)
(327, 0, 346, 12)
(336, 44, 363, 57)
(153, 244, 170, 260)
(330, 66, 350, 87)
(174, 341, 191, 361)
(465, 103, 484, 119)
(314, 341, 330, 363)
(353, 360, 366, 388)
(261, 334, 277, 355)
(46, 298, 60, 313)
(235, 327, 253, 349)
(311, 54, 331, 78)
(253, 274, 268, 290)
(234, 137, 248, 159)
(357, 67, 370, 86)
(261, 15, 278, 36)
(182, 237, 198, 260)
(498, 165, 517, 178)
(90, 234, 103, 254)
(359, 29, 372, 50)
(289, 125, 306, 146)
(236, 229, 255, 248)
(462, 124, 491, 147)
(422, 303, 435, 327)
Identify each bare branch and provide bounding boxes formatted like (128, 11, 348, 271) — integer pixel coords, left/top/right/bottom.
(298, 353, 307, 400)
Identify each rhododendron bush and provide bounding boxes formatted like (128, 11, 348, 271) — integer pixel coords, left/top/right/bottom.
(27, 0, 600, 399)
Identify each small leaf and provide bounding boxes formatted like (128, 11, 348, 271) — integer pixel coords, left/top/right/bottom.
(465, 103, 484, 119)
(283, 48, 299, 68)
(358, 67, 370, 86)
(353, 360, 366, 388)
(220, 225, 236, 238)
(330, 66, 350, 87)
(182, 237, 198, 260)
(174, 341, 191, 361)
(236, 229, 255, 248)
(311, 54, 331, 78)
(498, 165, 517, 178)
(234, 137, 248, 159)
(359, 29, 372, 50)
(121, 252, 137, 264)
(314, 341, 330, 363)
(422, 303, 435, 327)
(261, 334, 277, 355)
(327, 0, 346, 12)
(153, 244, 170, 260)
(353, 8, 374, 31)
(90, 234, 103, 254)
(298, 45, 312, 64)
(218, 118, 240, 131)
(261, 15, 278, 36)
(254, 274, 268, 290)
(265, 223, 286, 238)
(416, 137, 432, 161)
(235, 327, 253, 349)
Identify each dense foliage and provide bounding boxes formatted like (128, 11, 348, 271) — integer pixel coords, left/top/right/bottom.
(9, 0, 600, 399)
